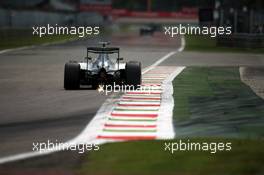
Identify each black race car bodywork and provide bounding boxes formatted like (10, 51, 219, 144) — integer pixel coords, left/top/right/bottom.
(64, 42, 142, 90)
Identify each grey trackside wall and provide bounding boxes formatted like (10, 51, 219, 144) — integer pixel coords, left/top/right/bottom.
(12, 11, 67, 27)
(0, 9, 9, 27)
(217, 34, 264, 49)
(76, 12, 103, 26)
(0, 8, 103, 28)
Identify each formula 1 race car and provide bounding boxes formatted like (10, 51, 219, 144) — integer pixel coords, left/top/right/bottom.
(139, 24, 159, 36)
(64, 42, 141, 90)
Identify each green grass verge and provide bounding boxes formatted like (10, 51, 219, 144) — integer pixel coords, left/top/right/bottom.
(173, 67, 264, 138)
(0, 29, 79, 50)
(79, 138, 264, 175)
(78, 68, 264, 175)
(185, 35, 264, 53)
(78, 67, 264, 175)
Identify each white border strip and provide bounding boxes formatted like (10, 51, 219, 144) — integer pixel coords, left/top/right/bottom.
(157, 67, 185, 139)
(0, 35, 185, 164)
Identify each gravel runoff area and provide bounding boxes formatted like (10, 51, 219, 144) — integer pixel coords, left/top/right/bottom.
(240, 67, 264, 100)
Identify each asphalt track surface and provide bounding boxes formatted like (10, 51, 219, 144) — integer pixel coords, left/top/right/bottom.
(1, 34, 264, 160)
(0, 34, 181, 158)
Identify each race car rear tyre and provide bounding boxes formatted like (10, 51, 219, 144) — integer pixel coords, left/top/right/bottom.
(64, 62, 80, 90)
(126, 61, 141, 89)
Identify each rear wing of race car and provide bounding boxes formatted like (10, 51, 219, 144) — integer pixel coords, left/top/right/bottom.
(86, 41, 119, 54)
(86, 47, 120, 54)
(86, 46, 122, 69)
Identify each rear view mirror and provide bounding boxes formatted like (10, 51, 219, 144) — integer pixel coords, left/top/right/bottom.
(117, 57, 123, 61)
(85, 56, 92, 60)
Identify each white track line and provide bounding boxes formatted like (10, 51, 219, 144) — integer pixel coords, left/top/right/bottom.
(0, 38, 79, 54)
(0, 35, 185, 164)
(142, 36, 185, 74)
(142, 52, 176, 74)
